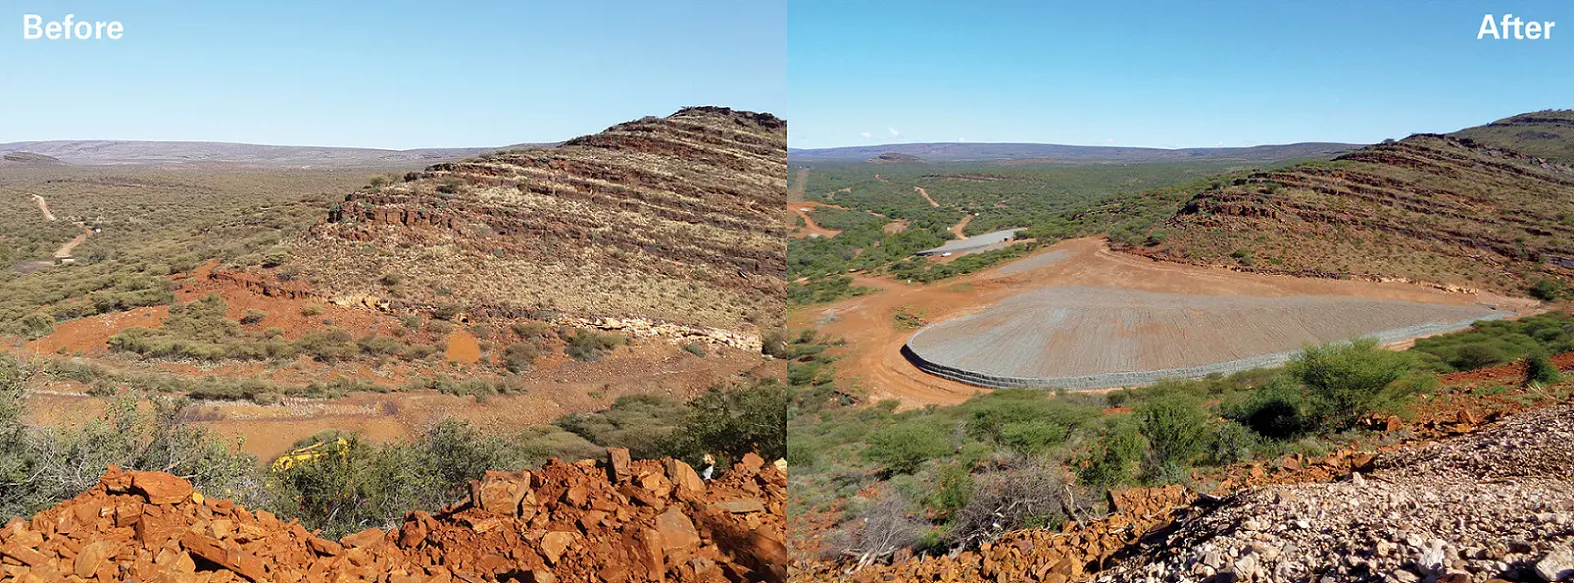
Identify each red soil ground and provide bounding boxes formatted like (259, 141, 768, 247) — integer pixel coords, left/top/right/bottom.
(14, 265, 779, 463)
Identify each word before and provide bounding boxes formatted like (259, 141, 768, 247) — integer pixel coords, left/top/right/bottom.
(22, 14, 124, 40)
(1478, 14, 1555, 40)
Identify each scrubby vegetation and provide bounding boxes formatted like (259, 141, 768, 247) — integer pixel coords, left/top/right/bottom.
(0, 166, 378, 337)
(1409, 311, 1574, 372)
(1, 353, 785, 537)
(786, 160, 1294, 305)
(106, 293, 439, 364)
(788, 320, 1537, 556)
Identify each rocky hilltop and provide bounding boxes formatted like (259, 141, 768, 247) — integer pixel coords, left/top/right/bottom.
(296, 107, 787, 332)
(1132, 129, 1574, 295)
(0, 451, 785, 583)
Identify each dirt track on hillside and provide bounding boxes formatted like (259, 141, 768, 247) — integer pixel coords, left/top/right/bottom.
(790, 238, 1537, 407)
(913, 186, 939, 207)
(32, 194, 55, 221)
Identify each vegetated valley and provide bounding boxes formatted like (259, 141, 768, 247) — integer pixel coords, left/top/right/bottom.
(785, 111, 1574, 582)
(0, 106, 790, 573)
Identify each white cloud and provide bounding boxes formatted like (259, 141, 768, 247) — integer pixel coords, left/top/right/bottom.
(888, 127, 900, 137)
(860, 131, 872, 139)
(1105, 138, 1118, 144)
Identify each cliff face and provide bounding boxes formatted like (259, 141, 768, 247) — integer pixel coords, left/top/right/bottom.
(297, 107, 787, 332)
(1131, 133, 1574, 294)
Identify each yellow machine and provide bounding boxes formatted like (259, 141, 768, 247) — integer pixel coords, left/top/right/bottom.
(270, 438, 349, 473)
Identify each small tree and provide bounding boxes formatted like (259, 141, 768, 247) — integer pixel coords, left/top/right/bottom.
(1136, 393, 1212, 480)
(1526, 353, 1564, 385)
(1288, 338, 1421, 430)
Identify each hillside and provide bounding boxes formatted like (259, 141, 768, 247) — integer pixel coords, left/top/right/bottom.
(1129, 131, 1574, 295)
(294, 106, 787, 331)
(787, 141, 1358, 164)
(0, 140, 525, 168)
(0, 152, 64, 166)
(1451, 109, 1574, 164)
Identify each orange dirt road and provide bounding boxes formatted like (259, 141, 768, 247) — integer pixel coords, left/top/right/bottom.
(914, 185, 940, 207)
(788, 202, 845, 239)
(949, 214, 972, 239)
(790, 237, 1536, 408)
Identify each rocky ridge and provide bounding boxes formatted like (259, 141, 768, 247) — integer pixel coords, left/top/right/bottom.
(1134, 133, 1574, 294)
(296, 107, 787, 332)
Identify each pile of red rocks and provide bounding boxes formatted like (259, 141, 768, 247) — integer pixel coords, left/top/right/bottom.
(0, 449, 784, 583)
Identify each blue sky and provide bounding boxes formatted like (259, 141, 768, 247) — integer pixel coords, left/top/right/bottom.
(0, 1, 785, 148)
(788, 1, 1572, 149)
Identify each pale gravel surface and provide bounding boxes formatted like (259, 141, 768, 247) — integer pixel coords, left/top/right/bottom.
(905, 285, 1502, 389)
(1100, 406, 1574, 583)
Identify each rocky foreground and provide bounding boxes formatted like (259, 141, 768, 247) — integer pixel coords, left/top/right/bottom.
(0, 451, 784, 583)
(1101, 406, 1574, 583)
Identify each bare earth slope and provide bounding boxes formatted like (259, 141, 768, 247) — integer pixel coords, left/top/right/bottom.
(1101, 406, 1574, 583)
(1134, 131, 1574, 294)
(295, 107, 788, 331)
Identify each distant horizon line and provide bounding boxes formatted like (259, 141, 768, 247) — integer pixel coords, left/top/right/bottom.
(788, 139, 1366, 152)
(0, 138, 553, 152)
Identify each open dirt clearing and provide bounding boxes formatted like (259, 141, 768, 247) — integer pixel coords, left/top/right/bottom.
(790, 238, 1537, 407)
(905, 286, 1502, 389)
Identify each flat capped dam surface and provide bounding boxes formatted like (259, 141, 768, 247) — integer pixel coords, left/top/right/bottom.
(905, 285, 1502, 389)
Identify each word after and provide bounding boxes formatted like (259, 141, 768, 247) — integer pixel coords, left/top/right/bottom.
(1478, 14, 1555, 40)
(22, 14, 124, 40)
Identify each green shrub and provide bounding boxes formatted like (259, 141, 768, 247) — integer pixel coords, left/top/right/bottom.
(1529, 278, 1564, 301)
(1450, 342, 1512, 370)
(866, 421, 950, 474)
(1526, 353, 1563, 385)
(566, 329, 625, 362)
(239, 309, 267, 325)
(296, 329, 356, 363)
(19, 313, 54, 339)
(509, 321, 553, 338)
(681, 342, 707, 358)
(299, 305, 322, 317)
(1077, 421, 1143, 491)
(997, 421, 1068, 454)
(923, 461, 973, 521)
(502, 342, 542, 373)
(1289, 338, 1423, 430)
(1136, 393, 1212, 477)
(432, 304, 461, 321)
(1225, 378, 1310, 440)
